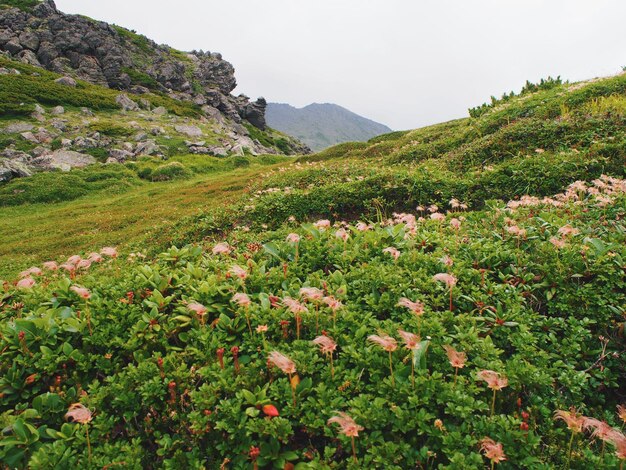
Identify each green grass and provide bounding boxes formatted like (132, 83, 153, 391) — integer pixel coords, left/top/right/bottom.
(0, 0, 40, 12)
(0, 159, 289, 278)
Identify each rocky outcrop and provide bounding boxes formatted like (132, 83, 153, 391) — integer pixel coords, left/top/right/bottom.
(0, 0, 267, 129)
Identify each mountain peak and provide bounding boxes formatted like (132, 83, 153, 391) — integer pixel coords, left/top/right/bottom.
(266, 102, 392, 151)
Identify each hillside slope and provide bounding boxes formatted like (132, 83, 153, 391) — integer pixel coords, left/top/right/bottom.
(1, 34, 626, 466)
(266, 102, 392, 151)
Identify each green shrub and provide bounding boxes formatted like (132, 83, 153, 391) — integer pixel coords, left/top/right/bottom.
(150, 161, 191, 181)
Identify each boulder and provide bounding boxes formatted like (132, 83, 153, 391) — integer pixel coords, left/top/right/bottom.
(0, 159, 32, 183)
(31, 150, 96, 171)
(34, 104, 46, 114)
(115, 93, 139, 111)
(50, 105, 65, 115)
(134, 139, 160, 156)
(108, 148, 134, 162)
(3, 122, 35, 134)
(18, 31, 40, 51)
(152, 106, 167, 115)
(174, 124, 203, 138)
(243, 97, 267, 130)
(4, 39, 23, 55)
(54, 75, 77, 87)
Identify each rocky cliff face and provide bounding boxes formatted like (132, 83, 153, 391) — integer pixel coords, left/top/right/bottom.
(0, 0, 268, 129)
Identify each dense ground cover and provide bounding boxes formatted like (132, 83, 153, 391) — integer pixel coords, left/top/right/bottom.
(1, 176, 624, 468)
(1, 69, 626, 468)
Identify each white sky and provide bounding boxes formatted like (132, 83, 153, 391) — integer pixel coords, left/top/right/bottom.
(55, 0, 626, 130)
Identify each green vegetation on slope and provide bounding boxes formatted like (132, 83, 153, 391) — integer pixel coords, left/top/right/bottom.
(1, 177, 624, 468)
(0, 56, 200, 117)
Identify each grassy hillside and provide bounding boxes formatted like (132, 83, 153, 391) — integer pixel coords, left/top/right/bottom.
(1, 71, 625, 468)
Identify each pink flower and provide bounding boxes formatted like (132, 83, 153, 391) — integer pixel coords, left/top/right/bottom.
(43, 261, 59, 271)
(70, 286, 91, 300)
(188, 302, 208, 317)
(212, 242, 232, 255)
(286, 233, 301, 243)
(65, 403, 93, 424)
(232, 293, 251, 307)
(368, 334, 398, 352)
(283, 297, 308, 314)
(558, 225, 579, 237)
(605, 429, 626, 460)
(67, 255, 82, 266)
(323, 296, 343, 311)
(268, 351, 296, 374)
(16, 277, 36, 289)
(449, 198, 460, 208)
(582, 417, 614, 441)
(256, 324, 268, 333)
(229, 265, 248, 280)
(397, 329, 419, 350)
(618, 405, 626, 424)
(356, 222, 370, 232)
(433, 273, 457, 287)
(443, 345, 467, 368)
(76, 259, 92, 270)
(88, 252, 104, 263)
(19, 267, 42, 278)
(314, 219, 331, 230)
(300, 287, 323, 302)
(328, 412, 363, 437)
(550, 237, 566, 249)
(397, 297, 424, 316)
(335, 228, 349, 241)
(312, 335, 337, 354)
(449, 218, 461, 230)
(430, 212, 445, 222)
(477, 370, 508, 391)
(554, 408, 585, 433)
(440, 255, 454, 267)
(60, 263, 76, 274)
(428, 204, 439, 213)
(383, 247, 400, 261)
(480, 437, 506, 464)
(100, 247, 118, 258)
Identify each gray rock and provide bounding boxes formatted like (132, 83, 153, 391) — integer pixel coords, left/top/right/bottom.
(50, 119, 67, 131)
(243, 97, 267, 130)
(50, 105, 65, 115)
(73, 136, 98, 149)
(80, 107, 94, 116)
(20, 132, 39, 144)
(32, 112, 46, 122)
(151, 127, 165, 136)
(54, 76, 77, 87)
(0, 159, 33, 183)
(4, 39, 23, 55)
(31, 150, 96, 171)
(152, 106, 167, 116)
(18, 31, 40, 51)
(18, 49, 41, 67)
(134, 139, 160, 156)
(208, 146, 228, 157)
(134, 132, 148, 142)
(3, 122, 35, 134)
(34, 104, 46, 114)
(115, 93, 139, 111)
(108, 148, 134, 162)
(174, 124, 203, 137)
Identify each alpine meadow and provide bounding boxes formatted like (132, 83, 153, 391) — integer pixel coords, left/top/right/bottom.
(0, 1, 625, 469)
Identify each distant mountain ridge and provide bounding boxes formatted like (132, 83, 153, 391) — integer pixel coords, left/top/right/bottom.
(266, 102, 392, 151)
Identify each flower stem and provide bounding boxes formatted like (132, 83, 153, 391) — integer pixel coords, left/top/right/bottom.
(449, 286, 453, 312)
(453, 367, 458, 387)
(85, 424, 91, 464)
(566, 430, 575, 469)
(288, 373, 297, 406)
(388, 351, 395, 387)
(85, 302, 92, 336)
(491, 389, 496, 416)
(351, 436, 357, 463)
(330, 353, 334, 379)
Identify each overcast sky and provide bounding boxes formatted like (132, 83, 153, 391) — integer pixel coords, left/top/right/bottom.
(55, 0, 626, 130)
